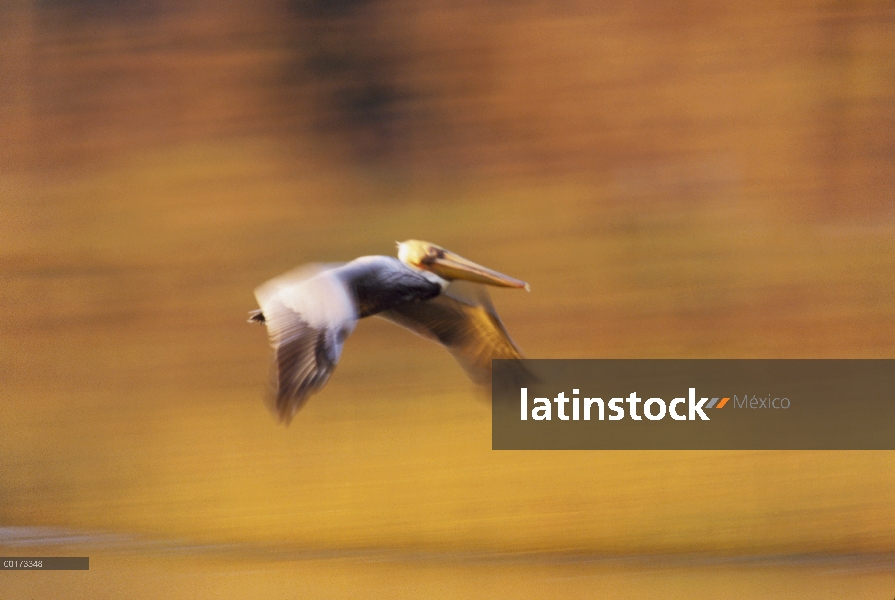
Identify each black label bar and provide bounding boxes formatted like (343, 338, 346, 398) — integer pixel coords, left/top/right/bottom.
(1, 557, 89, 570)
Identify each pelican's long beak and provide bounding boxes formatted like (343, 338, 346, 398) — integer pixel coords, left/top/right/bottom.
(429, 250, 529, 290)
(398, 240, 529, 290)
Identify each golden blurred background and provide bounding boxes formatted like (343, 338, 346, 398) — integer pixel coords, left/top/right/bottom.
(2, 0, 894, 597)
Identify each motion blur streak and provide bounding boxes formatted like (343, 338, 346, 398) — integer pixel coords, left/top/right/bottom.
(1, 0, 894, 596)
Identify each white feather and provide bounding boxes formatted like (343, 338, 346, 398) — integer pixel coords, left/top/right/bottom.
(254, 264, 358, 342)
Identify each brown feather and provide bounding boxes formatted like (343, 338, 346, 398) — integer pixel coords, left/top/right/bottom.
(379, 281, 523, 385)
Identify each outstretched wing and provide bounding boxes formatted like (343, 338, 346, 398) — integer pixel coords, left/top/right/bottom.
(378, 281, 523, 385)
(253, 265, 357, 423)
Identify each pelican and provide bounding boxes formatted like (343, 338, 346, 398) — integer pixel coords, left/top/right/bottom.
(249, 240, 529, 423)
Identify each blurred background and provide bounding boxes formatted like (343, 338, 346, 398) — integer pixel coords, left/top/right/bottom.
(2, 0, 895, 597)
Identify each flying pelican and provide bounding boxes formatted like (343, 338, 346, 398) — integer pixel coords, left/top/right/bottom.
(249, 240, 529, 423)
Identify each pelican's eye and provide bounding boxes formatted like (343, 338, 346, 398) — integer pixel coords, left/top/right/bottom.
(421, 247, 444, 265)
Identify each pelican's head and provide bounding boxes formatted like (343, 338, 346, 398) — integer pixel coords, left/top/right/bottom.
(397, 240, 529, 291)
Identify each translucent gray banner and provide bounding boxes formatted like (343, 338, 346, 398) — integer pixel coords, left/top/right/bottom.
(492, 360, 895, 449)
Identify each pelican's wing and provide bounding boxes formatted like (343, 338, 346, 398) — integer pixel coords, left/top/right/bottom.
(253, 265, 357, 423)
(378, 281, 523, 385)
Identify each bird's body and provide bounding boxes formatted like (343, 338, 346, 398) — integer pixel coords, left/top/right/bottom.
(251, 241, 529, 423)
